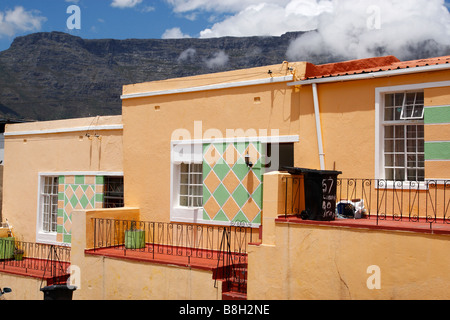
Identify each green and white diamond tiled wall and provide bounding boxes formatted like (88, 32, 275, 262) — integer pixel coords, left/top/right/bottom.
(202, 141, 263, 226)
(57, 175, 104, 244)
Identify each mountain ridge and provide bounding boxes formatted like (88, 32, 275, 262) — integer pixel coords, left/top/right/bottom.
(0, 31, 449, 121)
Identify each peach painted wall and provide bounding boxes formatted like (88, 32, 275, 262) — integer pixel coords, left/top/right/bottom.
(250, 172, 450, 300)
(295, 69, 450, 178)
(2, 116, 123, 243)
(121, 63, 304, 223)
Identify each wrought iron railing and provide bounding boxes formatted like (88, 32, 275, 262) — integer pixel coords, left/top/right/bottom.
(283, 176, 450, 229)
(92, 218, 253, 265)
(0, 239, 71, 284)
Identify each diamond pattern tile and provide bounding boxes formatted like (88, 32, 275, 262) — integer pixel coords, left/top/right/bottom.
(242, 170, 260, 195)
(222, 197, 240, 218)
(202, 142, 263, 226)
(204, 171, 221, 194)
(57, 175, 105, 245)
(222, 171, 240, 194)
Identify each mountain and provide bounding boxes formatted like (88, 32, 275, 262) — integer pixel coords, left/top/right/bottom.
(0, 31, 304, 121)
(0, 31, 449, 121)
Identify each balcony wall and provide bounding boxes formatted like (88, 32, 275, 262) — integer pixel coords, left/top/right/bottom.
(70, 208, 222, 300)
(247, 172, 450, 300)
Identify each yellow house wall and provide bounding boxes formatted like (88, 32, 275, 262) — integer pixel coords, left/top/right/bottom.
(249, 172, 450, 300)
(71, 209, 221, 300)
(122, 64, 302, 223)
(424, 86, 450, 179)
(2, 116, 123, 243)
(0, 273, 42, 300)
(249, 224, 450, 300)
(296, 70, 450, 178)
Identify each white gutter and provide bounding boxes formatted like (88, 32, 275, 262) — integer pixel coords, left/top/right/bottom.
(312, 83, 325, 170)
(121, 75, 294, 100)
(4, 124, 123, 137)
(288, 63, 450, 86)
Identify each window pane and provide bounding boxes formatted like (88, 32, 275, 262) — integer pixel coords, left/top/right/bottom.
(395, 126, 404, 138)
(385, 154, 394, 167)
(383, 92, 424, 182)
(395, 168, 405, 181)
(417, 169, 425, 181)
(180, 173, 189, 184)
(407, 154, 416, 167)
(179, 184, 188, 196)
(395, 141, 405, 152)
(407, 125, 416, 138)
(418, 154, 425, 167)
(385, 126, 394, 138)
(104, 176, 124, 208)
(180, 163, 189, 173)
(194, 173, 203, 185)
(395, 154, 405, 167)
(394, 93, 404, 107)
(417, 125, 424, 138)
(417, 140, 424, 153)
(192, 186, 202, 196)
(385, 94, 394, 107)
(192, 197, 202, 207)
(384, 107, 394, 121)
(407, 140, 416, 152)
(192, 164, 202, 172)
(178, 163, 203, 208)
(41, 176, 58, 233)
(179, 196, 188, 206)
(407, 169, 416, 181)
(385, 140, 394, 152)
(385, 168, 394, 180)
(405, 92, 416, 105)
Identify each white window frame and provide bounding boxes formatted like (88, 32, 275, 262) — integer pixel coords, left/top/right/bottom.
(399, 91, 425, 120)
(382, 91, 425, 182)
(170, 142, 204, 223)
(170, 135, 299, 224)
(375, 80, 450, 188)
(36, 174, 59, 244)
(35, 171, 124, 245)
(179, 163, 203, 208)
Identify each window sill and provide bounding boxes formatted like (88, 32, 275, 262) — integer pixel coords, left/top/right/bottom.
(36, 231, 58, 245)
(374, 180, 429, 190)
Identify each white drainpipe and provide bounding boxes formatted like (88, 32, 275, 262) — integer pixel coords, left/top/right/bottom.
(312, 83, 325, 170)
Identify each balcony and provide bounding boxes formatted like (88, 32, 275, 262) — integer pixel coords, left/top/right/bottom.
(0, 239, 71, 285)
(280, 176, 450, 234)
(88, 218, 257, 299)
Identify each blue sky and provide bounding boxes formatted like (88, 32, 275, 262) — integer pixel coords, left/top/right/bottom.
(0, 0, 219, 51)
(1, 0, 450, 57)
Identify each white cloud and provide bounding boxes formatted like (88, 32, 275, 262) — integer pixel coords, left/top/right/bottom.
(111, 0, 143, 9)
(162, 27, 191, 39)
(200, 2, 332, 38)
(0, 6, 46, 38)
(178, 48, 197, 61)
(286, 0, 450, 60)
(166, 0, 285, 14)
(167, 0, 450, 60)
(204, 50, 229, 68)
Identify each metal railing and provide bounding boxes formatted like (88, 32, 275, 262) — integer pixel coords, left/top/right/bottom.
(0, 239, 71, 283)
(92, 218, 253, 265)
(283, 176, 450, 229)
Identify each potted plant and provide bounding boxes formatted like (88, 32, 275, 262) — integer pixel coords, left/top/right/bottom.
(14, 248, 24, 261)
(124, 221, 145, 249)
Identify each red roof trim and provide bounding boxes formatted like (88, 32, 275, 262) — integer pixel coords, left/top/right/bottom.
(303, 55, 450, 80)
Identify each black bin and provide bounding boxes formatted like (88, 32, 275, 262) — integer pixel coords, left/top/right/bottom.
(282, 167, 342, 221)
(41, 285, 76, 300)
